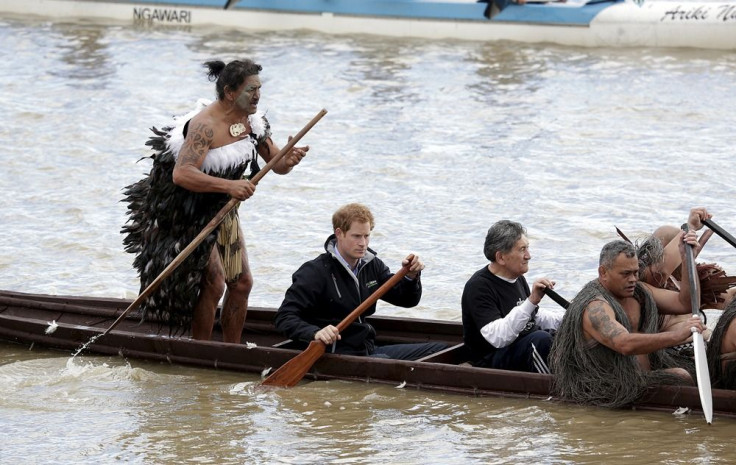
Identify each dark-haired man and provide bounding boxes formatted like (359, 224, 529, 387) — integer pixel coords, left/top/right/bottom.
(123, 59, 308, 343)
(551, 240, 706, 408)
(461, 220, 562, 373)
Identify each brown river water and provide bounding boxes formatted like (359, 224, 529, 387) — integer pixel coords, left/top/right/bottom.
(1, 12, 736, 464)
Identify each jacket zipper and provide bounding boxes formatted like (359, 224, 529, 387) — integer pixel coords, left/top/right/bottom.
(331, 273, 342, 298)
(355, 266, 363, 324)
(334, 264, 366, 324)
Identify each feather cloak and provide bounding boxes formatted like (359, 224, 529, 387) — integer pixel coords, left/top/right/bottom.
(121, 100, 270, 330)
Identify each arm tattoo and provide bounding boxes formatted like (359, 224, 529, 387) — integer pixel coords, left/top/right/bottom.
(587, 301, 625, 341)
(176, 122, 214, 167)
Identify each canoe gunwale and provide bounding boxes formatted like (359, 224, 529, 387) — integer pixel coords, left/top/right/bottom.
(2, 290, 736, 419)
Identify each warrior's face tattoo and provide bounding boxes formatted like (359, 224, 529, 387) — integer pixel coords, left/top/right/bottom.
(234, 76, 261, 114)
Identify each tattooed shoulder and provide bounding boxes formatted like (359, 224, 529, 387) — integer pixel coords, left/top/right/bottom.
(586, 299, 624, 340)
(177, 121, 214, 166)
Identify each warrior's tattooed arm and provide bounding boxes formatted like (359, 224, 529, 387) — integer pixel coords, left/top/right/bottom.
(173, 121, 255, 200)
(177, 122, 214, 168)
(587, 300, 626, 343)
(583, 297, 700, 356)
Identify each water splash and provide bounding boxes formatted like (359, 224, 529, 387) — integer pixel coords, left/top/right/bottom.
(71, 333, 101, 358)
(229, 381, 263, 396)
(0, 355, 158, 395)
(59, 356, 160, 383)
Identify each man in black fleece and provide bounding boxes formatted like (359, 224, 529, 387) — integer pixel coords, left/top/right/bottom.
(274, 203, 447, 360)
(461, 220, 561, 372)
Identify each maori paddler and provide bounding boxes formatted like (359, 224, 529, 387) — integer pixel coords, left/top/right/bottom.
(551, 240, 706, 408)
(122, 59, 308, 343)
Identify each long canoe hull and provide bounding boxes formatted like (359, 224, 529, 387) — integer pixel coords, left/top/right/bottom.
(2, 0, 736, 50)
(2, 290, 736, 418)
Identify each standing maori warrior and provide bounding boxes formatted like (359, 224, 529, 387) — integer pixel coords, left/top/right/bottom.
(122, 59, 308, 342)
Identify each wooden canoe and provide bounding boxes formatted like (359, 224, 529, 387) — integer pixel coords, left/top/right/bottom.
(2, 289, 736, 418)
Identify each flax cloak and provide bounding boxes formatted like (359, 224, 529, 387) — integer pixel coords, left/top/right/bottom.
(550, 280, 689, 408)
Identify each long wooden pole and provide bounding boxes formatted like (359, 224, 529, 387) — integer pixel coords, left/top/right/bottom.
(683, 222, 714, 424)
(99, 109, 327, 339)
(261, 256, 414, 387)
(543, 287, 570, 310)
(703, 218, 736, 249)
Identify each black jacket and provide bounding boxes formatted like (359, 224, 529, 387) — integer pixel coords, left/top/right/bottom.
(274, 235, 422, 355)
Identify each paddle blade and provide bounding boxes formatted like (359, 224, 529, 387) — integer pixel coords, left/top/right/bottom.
(693, 332, 713, 424)
(261, 341, 327, 387)
(683, 223, 713, 423)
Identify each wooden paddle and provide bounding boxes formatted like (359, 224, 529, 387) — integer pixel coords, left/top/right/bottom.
(703, 218, 736, 249)
(261, 255, 414, 387)
(543, 287, 570, 310)
(99, 109, 328, 339)
(614, 226, 633, 244)
(682, 223, 713, 424)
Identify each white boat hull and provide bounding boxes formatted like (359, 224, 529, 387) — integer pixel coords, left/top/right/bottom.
(1, 0, 735, 49)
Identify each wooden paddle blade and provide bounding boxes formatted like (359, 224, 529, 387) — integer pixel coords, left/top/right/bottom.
(683, 222, 713, 424)
(261, 341, 327, 387)
(693, 332, 714, 424)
